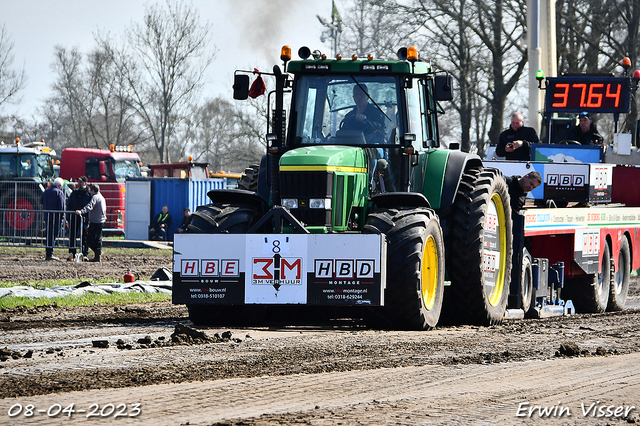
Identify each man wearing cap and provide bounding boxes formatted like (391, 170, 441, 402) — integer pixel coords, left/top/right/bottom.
(41, 178, 66, 260)
(66, 176, 92, 261)
(570, 112, 604, 145)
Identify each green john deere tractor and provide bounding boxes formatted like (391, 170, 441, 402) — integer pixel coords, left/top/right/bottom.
(172, 46, 512, 329)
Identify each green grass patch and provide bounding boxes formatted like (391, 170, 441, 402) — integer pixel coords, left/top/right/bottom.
(0, 291, 170, 309)
(0, 245, 173, 308)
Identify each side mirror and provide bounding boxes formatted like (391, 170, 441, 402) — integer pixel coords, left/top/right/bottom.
(435, 75, 453, 101)
(233, 74, 250, 100)
(99, 161, 106, 176)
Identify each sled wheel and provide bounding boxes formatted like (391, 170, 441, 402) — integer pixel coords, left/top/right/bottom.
(521, 251, 534, 313)
(364, 207, 445, 330)
(567, 243, 611, 313)
(446, 167, 513, 325)
(608, 237, 630, 311)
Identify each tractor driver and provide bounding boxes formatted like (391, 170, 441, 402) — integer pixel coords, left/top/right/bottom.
(339, 84, 386, 143)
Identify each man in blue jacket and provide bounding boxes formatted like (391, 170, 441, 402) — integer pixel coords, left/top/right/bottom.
(41, 178, 66, 260)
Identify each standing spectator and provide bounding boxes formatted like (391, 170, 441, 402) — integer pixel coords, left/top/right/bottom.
(496, 112, 540, 161)
(41, 177, 66, 261)
(76, 184, 106, 262)
(66, 176, 92, 261)
(176, 208, 192, 233)
(149, 205, 172, 240)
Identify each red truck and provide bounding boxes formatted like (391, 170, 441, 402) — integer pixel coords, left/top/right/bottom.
(59, 146, 143, 233)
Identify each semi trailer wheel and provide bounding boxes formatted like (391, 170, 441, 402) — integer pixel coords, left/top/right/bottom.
(566, 242, 611, 313)
(520, 250, 534, 313)
(184, 202, 263, 326)
(364, 207, 445, 330)
(608, 237, 630, 311)
(446, 167, 513, 325)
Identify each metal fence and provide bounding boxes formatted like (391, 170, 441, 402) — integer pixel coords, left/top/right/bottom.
(0, 180, 126, 236)
(0, 208, 84, 251)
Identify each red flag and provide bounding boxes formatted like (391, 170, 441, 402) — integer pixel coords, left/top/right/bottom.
(249, 69, 266, 98)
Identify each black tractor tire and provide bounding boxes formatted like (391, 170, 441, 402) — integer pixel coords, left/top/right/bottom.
(237, 164, 260, 192)
(565, 242, 611, 313)
(521, 250, 534, 313)
(364, 207, 445, 330)
(184, 202, 262, 326)
(187, 202, 259, 234)
(608, 237, 630, 311)
(445, 167, 513, 325)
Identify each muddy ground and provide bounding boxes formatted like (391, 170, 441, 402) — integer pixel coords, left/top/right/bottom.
(0, 246, 172, 282)
(0, 249, 639, 425)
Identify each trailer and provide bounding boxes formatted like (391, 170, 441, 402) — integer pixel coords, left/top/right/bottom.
(485, 63, 640, 318)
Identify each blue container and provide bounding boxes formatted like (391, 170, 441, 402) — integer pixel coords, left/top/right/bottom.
(149, 178, 225, 240)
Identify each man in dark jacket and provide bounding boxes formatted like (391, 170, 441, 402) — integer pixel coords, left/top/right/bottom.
(569, 112, 604, 145)
(66, 176, 92, 261)
(505, 171, 542, 213)
(41, 177, 66, 260)
(496, 112, 540, 161)
(149, 205, 172, 241)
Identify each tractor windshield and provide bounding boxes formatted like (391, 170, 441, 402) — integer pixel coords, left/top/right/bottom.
(292, 75, 400, 146)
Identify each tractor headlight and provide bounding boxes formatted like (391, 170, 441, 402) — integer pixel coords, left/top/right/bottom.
(282, 198, 298, 209)
(309, 198, 331, 209)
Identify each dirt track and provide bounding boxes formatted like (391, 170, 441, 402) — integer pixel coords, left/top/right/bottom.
(0, 249, 639, 425)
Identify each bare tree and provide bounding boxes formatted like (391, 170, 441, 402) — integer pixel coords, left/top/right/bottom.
(337, 0, 416, 59)
(0, 24, 27, 111)
(48, 46, 91, 148)
(116, 0, 215, 163)
(84, 44, 145, 149)
(408, 0, 487, 152)
(186, 96, 264, 172)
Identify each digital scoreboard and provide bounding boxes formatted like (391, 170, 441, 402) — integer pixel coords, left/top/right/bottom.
(545, 76, 631, 114)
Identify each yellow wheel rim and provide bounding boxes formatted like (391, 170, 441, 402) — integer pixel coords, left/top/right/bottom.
(421, 235, 438, 310)
(486, 192, 507, 306)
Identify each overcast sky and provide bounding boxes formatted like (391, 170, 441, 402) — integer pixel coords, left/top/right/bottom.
(2, 0, 333, 119)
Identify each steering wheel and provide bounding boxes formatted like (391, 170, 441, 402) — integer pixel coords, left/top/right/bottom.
(558, 140, 581, 145)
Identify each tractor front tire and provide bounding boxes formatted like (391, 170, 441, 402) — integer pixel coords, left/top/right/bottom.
(184, 202, 262, 326)
(446, 167, 512, 325)
(365, 207, 445, 330)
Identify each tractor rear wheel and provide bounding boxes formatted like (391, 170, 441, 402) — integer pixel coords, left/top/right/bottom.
(446, 167, 512, 325)
(0, 192, 42, 237)
(566, 242, 611, 313)
(184, 202, 263, 326)
(608, 237, 629, 311)
(364, 207, 445, 330)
